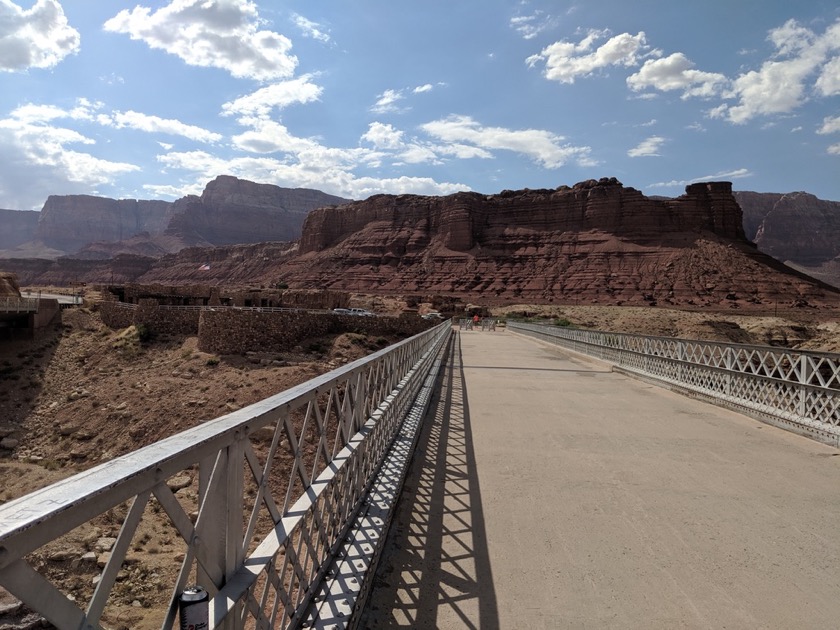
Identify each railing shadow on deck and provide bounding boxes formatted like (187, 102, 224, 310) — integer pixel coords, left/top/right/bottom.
(359, 332, 499, 629)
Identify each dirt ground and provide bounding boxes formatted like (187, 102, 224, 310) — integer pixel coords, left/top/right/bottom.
(0, 297, 838, 627)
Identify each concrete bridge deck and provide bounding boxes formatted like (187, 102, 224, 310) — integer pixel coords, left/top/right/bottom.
(361, 328, 840, 629)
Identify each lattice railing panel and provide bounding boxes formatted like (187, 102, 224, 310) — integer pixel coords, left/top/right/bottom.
(0, 322, 451, 630)
(509, 321, 840, 444)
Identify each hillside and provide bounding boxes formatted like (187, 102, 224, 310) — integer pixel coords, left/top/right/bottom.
(3, 178, 840, 313)
(0, 176, 351, 260)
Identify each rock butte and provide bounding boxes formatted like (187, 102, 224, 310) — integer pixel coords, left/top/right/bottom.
(2, 178, 840, 310)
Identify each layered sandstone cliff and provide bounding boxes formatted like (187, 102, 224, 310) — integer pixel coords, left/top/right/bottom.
(163, 176, 350, 247)
(0, 210, 39, 249)
(36, 196, 173, 253)
(283, 178, 836, 309)
(734, 191, 840, 265)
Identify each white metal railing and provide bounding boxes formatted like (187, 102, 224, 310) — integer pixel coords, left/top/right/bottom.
(509, 321, 840, 446)
(0, 321, 451, 629)
(0, 297, 38, 313)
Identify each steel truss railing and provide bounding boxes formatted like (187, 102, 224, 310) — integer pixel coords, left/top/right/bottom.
(509, 321, 840, 446)
(0, 321, 451, 629)
(0, 297, 38, 313)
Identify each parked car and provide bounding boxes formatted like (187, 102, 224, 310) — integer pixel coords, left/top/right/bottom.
(332, 308, 351, 314)
(422, 312, 444, 320)
(348, 308, 375, 316)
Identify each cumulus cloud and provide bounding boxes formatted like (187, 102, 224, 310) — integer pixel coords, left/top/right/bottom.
(103, 0, 297, 81)
(627, 52, 727, 99)
(291, 13, 330, 43)
(828, 144, 840, 155)
(627, 136, 665, 157)
(370, 89, 407, 114)
(711, 18, 840, 124)
(526, 29, 649, 83)
(816, 56, 840, 96)
(101, 110, 222, 143)
(0, 101, 139, 209)
(361, 122, 404, 150)
(420, 114, 593, 168)
(0, 0, 80, 72)
(221, 76, 323, 117)
(818, 115, 840, 135)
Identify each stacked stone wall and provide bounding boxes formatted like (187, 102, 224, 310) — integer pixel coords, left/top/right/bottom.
(197, 311, 433, 354)
(99, 300, 200, 334)
(100, 302, 434, 354)
(99, 302, 135, 328)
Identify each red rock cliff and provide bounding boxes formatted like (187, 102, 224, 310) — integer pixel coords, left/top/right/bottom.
(300, 178, 745, 255)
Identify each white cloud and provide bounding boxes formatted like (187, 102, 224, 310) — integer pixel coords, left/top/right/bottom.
(526, 30, 649, 84)
(0, 0, 80, 72)
(102, 110, 222, 143)
(221, 76, 323, 117)
(637, 119, 657, 127)
(510, 11, 557, 40)
(818, 115, 840, 135)
(627, 136, 665, 157)
(816, 56, 840, 96)
(153, 149, 467, 199)
(648, 168, 753, 189)
(828, 143, 840, 155)
(627, 53, 727, 99)
(291, 13, 330, 43)
(370, 89, 407, 114)
(103, 0, 297, 81)
(361, 122, 404, 149)
(0, 107, 139, 209)
(420, 114, 592, 168)
(413, 84, 433, 94)
(712, 18, 840, 124)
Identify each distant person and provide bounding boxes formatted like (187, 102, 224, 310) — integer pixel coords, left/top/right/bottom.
(473, 314, 480, 326)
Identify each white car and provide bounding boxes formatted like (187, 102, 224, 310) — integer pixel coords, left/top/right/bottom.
(347, 308, 375, 316)
(422, 312, 444, 320)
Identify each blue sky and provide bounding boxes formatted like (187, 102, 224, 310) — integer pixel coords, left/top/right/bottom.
(1, 0, 839, 210)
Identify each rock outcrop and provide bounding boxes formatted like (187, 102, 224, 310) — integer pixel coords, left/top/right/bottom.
(282, 178, 837, 309)
(0, 272, 21, 297)
(735, 191, 840, 265)
(734, 191, 840, 288)
(35, 195, 173, 253)
(0, 210, 39, 249)
(4, 178, 839, 311)
(6, 176, 351, 259)
(163, 176, 349, 248)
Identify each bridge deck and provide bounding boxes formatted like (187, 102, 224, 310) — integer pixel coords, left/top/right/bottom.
(362, 327, 840, 629)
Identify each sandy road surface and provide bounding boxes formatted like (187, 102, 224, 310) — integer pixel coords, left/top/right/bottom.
(363, 328, 840, 629)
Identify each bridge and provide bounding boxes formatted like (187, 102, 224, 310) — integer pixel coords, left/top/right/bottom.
(1, 321, 839, 628)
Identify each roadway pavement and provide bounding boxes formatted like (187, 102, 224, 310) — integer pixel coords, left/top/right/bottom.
(362, 326, 840, 629)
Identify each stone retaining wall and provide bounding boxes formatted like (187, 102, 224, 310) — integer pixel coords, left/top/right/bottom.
(100, 301, 434, 354)
(198, 311, 432, 354)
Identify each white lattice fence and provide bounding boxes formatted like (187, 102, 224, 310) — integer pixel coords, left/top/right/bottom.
(0, 322, 451, 629)
(509, 321, 840, 446)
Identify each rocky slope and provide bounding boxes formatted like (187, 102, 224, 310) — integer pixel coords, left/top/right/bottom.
(276, 178, 839, 309)
(4, 178, 840, 312)
(2, 176, 351, 260)
(734, 191, 840, 287)
(0, 210, 39, 249)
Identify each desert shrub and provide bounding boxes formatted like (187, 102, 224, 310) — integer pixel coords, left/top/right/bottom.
(554, 318, 573, 327)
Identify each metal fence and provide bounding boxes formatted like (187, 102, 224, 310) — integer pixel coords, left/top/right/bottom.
(0, 297, 38, 313)
(0, 321, 451, 629)
(508, 321, 840, 446)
